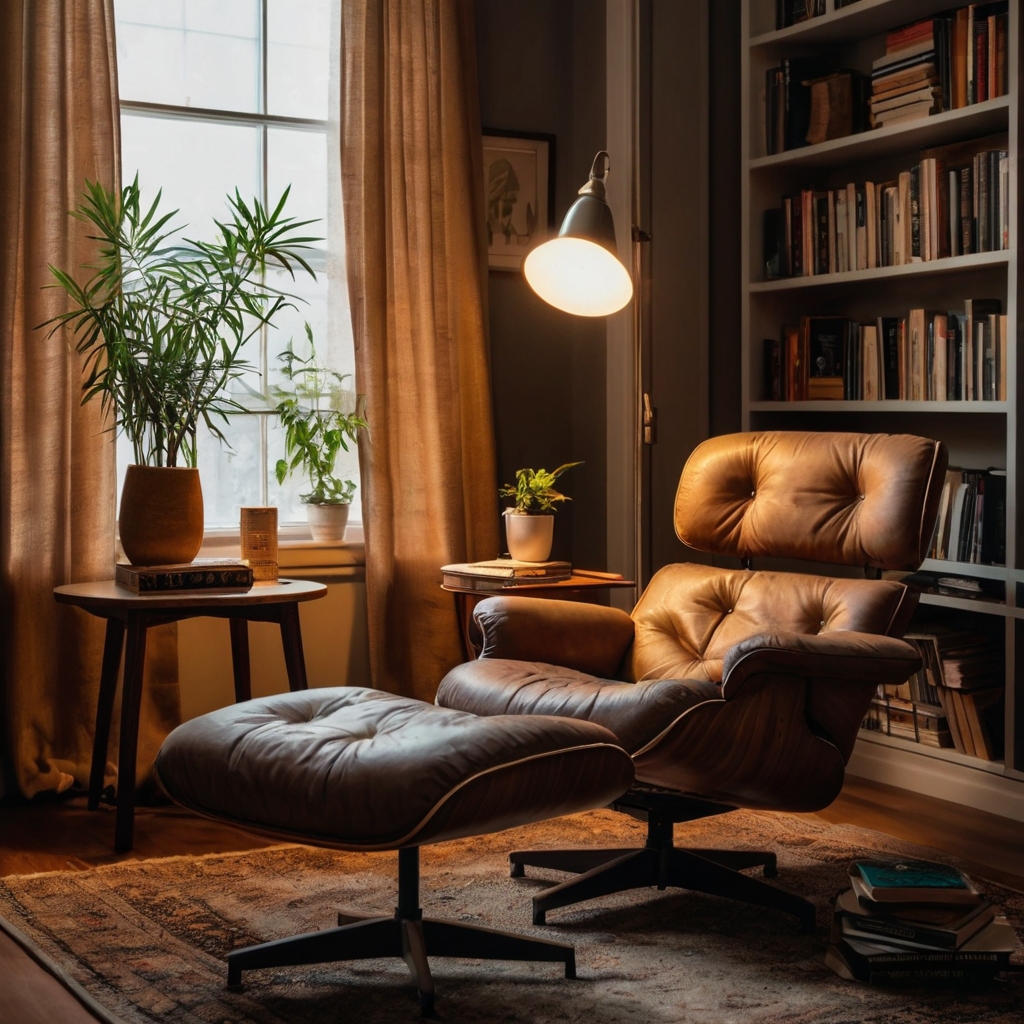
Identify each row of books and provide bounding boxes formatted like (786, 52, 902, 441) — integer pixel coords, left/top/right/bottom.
(763, 303, 1007, 403)
(863, 627, 1005, 760)
(930, 467, 1006, 566)
(774, 0, 827, 31)
(763, 134, 1010, 279)
(869, 4, 1008, 128)
(826, 858, 1017, 983)
(440, 558, 573, 592)
(114, 559, 254, 594)
(766, 4, 1008, 153)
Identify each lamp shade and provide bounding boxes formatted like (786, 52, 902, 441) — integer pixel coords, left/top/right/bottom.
(524, 151, 634, 317)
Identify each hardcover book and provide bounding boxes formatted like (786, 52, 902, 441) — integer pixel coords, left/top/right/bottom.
(835, 889, 996, 950)
(850, 859, 982, 905)
(441, 559, 573, 590)
(114, 559, 254, 594)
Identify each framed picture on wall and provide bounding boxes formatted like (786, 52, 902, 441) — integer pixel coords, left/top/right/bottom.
(483, 130, 555, 270)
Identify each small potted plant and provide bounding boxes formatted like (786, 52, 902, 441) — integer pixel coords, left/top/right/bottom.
(273, 325, 368, 542)
(499, 462, 581, 561)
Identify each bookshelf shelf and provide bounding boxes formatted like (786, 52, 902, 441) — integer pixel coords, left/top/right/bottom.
(742, 0, 1022, 816)
(918, 557, 1008, 579)
(749, 0, 979, 49)
(750, 251, 1010, 292)
(748, 400, 1007, 412)
(749, 97, 1009, 172)
(856, 727, 1006, 773)
(918, 592, 1008, 616)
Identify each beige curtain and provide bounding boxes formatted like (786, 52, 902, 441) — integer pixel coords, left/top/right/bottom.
(341, 0, 500, 700)
(0, 0, 178, 799)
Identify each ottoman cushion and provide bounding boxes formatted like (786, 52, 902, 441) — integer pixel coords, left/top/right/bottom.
(155, 687, 634, 850)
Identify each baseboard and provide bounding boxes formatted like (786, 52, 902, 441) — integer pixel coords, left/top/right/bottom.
(848, 737, 1024, 823)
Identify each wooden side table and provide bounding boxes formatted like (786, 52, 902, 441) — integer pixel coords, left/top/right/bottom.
(442, 571, 635, 659)
(54, 578, 327, 852)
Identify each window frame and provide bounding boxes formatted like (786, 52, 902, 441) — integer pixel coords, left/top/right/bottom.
(115, 1, 359, 552)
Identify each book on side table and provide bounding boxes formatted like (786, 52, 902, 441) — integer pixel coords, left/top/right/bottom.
(115, 559, 254, 594)
(826, 858, 1018, 984)
(441, 558, 573, 591)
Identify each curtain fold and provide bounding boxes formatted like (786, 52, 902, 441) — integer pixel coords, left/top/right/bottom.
(341, 0, 500, 700)
(0, 0, 179, 799)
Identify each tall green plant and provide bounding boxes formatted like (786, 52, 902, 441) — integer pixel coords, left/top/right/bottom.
(273, 326, 368, 505)
(42, 176, 319, 468)
(499, 463, 582, 514)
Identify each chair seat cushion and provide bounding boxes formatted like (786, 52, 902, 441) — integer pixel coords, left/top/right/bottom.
(436, 659, 721, 756)
(155, 687, 634, 850)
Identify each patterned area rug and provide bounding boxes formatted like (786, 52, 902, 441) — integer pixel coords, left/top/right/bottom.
(1, 808, 1021, 1023)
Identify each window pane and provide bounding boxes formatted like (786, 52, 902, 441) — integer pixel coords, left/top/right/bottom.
(267, 0, 331, 119)
(121, 114, 260, 242)
(198, 416, 263, 528)
(115, 0, 260, 112)
(268, 128, 327, 250)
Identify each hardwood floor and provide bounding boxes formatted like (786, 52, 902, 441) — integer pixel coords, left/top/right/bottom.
(1, 779, 1022, 1024)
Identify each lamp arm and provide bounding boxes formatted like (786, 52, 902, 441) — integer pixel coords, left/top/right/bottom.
(579, 151, 611, 199)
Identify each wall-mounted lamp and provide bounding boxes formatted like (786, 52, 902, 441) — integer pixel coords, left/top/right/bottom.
(524, 151, 634, 317)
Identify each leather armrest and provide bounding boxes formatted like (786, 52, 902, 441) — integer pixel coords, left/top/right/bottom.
(474, 596, 635, 679)
(721, 630, 920, 700)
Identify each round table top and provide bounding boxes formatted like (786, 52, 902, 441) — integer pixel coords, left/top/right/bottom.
(54, 577, 327, 612)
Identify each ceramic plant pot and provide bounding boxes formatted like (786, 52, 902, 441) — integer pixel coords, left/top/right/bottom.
(306, 502, 350, 542)
(119, 465, 204, 566)
(504, 510, 554, 562)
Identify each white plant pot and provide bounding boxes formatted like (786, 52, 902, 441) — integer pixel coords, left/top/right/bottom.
(504, 511, 554, 562)
(306, 502, 350, 543)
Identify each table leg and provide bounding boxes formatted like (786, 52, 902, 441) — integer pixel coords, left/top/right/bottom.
(229, 617, 252, 703)
(88, 618, 125, 810)
(115, 617, 148, 854)
(279, 604, 308, 691)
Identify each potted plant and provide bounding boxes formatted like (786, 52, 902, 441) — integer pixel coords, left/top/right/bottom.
(43, 176, 319, 565)
(499, 462, 581, 561)
(272, 326, 368, 542)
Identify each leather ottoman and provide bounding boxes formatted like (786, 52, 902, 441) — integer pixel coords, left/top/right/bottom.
(155, 686, 634, 1013)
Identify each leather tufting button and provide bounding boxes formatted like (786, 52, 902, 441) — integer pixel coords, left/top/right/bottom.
(859, 494, 865, 500)
(750, 490, 756, 497)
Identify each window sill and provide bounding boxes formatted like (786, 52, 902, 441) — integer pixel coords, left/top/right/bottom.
(199, 523, 366, 582)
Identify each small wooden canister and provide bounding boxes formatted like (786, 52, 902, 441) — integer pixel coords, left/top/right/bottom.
(240, 507, 279, 582)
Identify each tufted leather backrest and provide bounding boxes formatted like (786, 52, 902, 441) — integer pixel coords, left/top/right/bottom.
(628, 562, 916, 683)
(674, 431, 947, 570)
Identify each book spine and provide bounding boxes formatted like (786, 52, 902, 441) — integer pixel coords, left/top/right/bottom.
(840, 914, 957, 950)
(815, 194, 829, 275)
(959, 165, 972, 254)
(791, 197, 803, 276)
(120, 569, 255, 593)
(910, 164, 921, 261)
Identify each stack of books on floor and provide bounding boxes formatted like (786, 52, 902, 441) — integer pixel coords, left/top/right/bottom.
(115, 559, 254, 594)
(827, 858, 1018, 983)
(440, 559, 572, 592)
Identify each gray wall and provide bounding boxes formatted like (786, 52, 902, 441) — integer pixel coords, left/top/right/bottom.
(476, 0, 607, 568)
(476, 0, 742, 574)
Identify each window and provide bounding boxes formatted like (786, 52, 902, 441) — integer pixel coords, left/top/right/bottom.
(113, 0, 355, 531)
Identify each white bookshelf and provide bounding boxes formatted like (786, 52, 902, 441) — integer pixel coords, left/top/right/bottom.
(741, 0, 1024, 816)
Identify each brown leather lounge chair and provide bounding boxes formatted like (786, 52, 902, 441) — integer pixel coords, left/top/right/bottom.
(436, 431, 948, 928)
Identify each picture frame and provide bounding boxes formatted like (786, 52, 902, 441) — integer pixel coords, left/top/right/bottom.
(483, 130, 555, 271)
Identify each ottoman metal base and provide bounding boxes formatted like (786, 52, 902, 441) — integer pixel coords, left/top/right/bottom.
(227, 847, 575, 1015)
